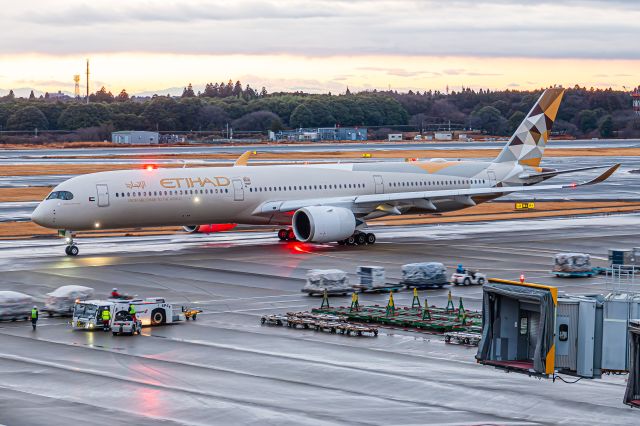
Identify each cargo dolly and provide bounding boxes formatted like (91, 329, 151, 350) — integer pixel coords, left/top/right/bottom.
(352, 284, 405, 293)
(444, 331, 482, 345)
(260, 314, 288, 326)
(301, 287, 351, 296)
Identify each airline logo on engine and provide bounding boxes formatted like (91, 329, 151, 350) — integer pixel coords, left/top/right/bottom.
(160, 177, 231, 189)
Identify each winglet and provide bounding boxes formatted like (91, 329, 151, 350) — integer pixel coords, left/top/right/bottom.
(234, 151, 253, 166)
(572, 164, 620, 187)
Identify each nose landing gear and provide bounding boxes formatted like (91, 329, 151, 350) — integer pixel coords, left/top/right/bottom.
(63, 231, 79, 256)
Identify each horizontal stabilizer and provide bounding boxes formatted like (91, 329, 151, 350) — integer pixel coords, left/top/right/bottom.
(518, 164, 616, 180)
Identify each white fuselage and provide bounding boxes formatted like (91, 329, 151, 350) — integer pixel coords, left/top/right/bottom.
(31, 160, 527, 231)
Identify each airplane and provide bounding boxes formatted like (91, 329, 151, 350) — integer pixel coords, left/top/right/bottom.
(31, 88, 620, 256)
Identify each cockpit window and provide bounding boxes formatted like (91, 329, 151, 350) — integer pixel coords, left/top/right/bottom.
(46, 191, 74, 200)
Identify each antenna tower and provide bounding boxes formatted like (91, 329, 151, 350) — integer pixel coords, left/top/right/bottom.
(73, 75, 80, 98)
(85, 59, 90, 103)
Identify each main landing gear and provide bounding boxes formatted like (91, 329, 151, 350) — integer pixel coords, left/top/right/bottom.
(63, 231, 79, 256)
(337, 231, 376, 246)
(277, 228, 297, 242)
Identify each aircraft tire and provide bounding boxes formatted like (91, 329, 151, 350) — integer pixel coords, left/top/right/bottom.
(356, 233, 367, 245)
(346, 235, 356, 245)
(366, 233, 376, 244)
(277, 229, 287, 241)
(67, 245, 79, 256)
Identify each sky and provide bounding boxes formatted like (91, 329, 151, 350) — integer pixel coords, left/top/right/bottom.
(0, 0, 639, 96)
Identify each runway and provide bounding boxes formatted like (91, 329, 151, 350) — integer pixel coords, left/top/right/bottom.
(0, 215, 638, 425)
(0, 138, 638, 161)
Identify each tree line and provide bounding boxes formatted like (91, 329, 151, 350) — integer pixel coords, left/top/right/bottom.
(0, 82, 637, 140)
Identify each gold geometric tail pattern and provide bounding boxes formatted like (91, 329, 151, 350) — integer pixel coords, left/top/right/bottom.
(494, 88, 565, 167)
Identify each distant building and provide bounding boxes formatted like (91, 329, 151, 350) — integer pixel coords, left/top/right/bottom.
(47, 90, 71, 101)
(112, 131, 159, 145)
(271, 127, 367, 142)
(434, 132, 453, 141)
(388, 133, 402, 141)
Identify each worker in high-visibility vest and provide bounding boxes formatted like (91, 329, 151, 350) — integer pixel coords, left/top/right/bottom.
(31, 306, 38, 331)
(128, 304, 137, 324)
(101, 307, 111, 331)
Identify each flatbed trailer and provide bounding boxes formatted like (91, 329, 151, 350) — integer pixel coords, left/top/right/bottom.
(313, 305, 481, 334)
(400, 280, 449, 289)
(301, 288, 351, 296)
(444, 331, 482, 345)
(352, 284, 405, 293)
(553, 269, 596, 278)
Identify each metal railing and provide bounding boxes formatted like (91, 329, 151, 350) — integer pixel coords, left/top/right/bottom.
(606, 264, 640, 294)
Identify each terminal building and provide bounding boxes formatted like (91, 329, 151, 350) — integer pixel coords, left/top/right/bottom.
(112, 131, 159, 145)
(270, 127, 367, 142)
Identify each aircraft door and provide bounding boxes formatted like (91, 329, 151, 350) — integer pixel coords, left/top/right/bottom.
(232, 179, 244, 201)
(373, 175, 384, 194)
(96, 184, 110, 207)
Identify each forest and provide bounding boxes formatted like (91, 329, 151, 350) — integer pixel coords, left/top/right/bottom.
(0, 81, 637, 141)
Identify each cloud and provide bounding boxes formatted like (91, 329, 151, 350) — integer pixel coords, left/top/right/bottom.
(357, 67, 440, 77)
(0, 0, 639, 60)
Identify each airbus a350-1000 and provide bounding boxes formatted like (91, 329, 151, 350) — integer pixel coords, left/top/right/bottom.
(32, 88, 619, 256)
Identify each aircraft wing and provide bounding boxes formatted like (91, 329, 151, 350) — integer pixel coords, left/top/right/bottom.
(269, 164, 619, 214)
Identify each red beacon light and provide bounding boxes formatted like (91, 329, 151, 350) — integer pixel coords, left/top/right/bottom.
(143, 164, 158, 171)
(519, 274, 525, 284)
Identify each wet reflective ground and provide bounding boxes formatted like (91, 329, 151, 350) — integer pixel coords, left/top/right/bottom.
(0, 216, 638, 425)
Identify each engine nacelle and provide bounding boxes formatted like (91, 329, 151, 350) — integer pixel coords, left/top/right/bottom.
(183, 224, 237, 233)
(292, 206, 356, 243)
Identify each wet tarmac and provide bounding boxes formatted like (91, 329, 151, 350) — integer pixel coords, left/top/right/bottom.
(0, 215, 638, 425)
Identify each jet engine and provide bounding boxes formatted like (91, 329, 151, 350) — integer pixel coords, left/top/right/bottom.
(292, 206, 356, 243)
(183, 224, 238, 233)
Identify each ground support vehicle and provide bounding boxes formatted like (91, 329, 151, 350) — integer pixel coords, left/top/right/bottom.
(260, 314, 288, 326)
(444, 331, 482, 345)
(182, 307, 203, 320)
(111, 311, 142, 336)
(0, 291, 32, 322)
(401, 262, 449, 289)
(72, 297, 182, 330)
(451, 270, 487, 286)
(43, 285, 94, 317)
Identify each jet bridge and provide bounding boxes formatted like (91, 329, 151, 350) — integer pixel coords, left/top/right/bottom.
(476, 279, 557, 376)
(624, 319, 640, 408)
(476, 279, 606, 378)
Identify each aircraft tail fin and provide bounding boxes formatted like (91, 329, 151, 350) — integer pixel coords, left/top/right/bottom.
(494, 88, 565, 167)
